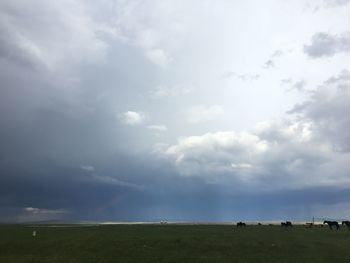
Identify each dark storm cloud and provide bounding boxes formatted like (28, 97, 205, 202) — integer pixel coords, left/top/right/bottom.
(0, 77, 159, 222)
(0, 0, 162, 222)
(3, 154, 350, 223)
(1, 0, 350, 223)
(304, 32, 350, 58)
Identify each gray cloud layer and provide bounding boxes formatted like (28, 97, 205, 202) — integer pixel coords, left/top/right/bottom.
(1, 0, 350, 222)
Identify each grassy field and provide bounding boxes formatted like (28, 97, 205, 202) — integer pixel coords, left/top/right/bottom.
(1, 224, 350, 262)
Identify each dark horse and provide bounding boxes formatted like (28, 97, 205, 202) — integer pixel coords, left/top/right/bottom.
(237, 222, 246, 227)
(342, 221, 350, 230)
(281, 221, 293, 227)
(323, 220, 339, 230)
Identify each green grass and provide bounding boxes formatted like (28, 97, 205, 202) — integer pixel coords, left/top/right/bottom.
(1, 224, 350, 262)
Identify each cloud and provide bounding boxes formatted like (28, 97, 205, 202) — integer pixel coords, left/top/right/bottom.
(221, 72, 260, 81)
(283, 79, 307, 93)
(263, 59, 275, 68)
(262, 49, 288, 70)
(324, 68, 350, 84)
(0, 155, 158, 222)
(145, 48, 172, 67)
(304, 32, 350, 58)
(187, 105, 224, 124)
(103, 1, 178, 68)
(271, 50, 284, 57)
(289, 70, 350, 151)
(163, 118, 342, 191)
(165, 131, 269, 176)
(147, 125, 168, 132)
(24, 207, 66, 214)
(149, 84, 194, 98)
(0, 0, 176, 71)
(0, 0, 110, 70)
(292, 80, 307, 92)
(263, 49, 293, 69)
(324, 0, 350, 7)
(1, 0, 350, 222)
(119, 111, 146, 126)
(231, 163, 253, 169)
(86, 173, 142, 189)
(80, 165, 96, 172)
(281, 78, 293, 85)
(11, 207, 69, 222)
(237, 74, 260, 81)
(221, 71, 236, 79)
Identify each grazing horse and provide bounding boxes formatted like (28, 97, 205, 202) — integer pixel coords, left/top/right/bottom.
(281, 221, 292, 228)
(323, 220, 339, 230)
(342, 221, 350, 230)
(237, 222, 246, 227)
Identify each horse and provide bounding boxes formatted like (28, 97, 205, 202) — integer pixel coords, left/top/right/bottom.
(237, 222, 246, 227)
(323, 220, 339, 230)
(342, 221, 350, 230)
(281, 221, 292, 228)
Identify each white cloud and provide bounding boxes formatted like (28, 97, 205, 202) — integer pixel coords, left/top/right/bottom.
(119, 111, 146, 126)
(162, 118, 338, 190)
(147, 125, 168, 132)
(188, 105, 224, 124)
(165, 131, 268, 175)
(254, 119, 314, 143)
(145, 48, 172, 67)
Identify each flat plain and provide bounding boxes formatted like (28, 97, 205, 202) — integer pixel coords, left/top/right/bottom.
(1, 224, 350, 263)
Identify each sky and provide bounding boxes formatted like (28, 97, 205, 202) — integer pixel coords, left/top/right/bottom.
(1, 0, 350, 223)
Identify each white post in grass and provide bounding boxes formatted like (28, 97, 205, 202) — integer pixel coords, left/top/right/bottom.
(33, 230, 36, 237)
